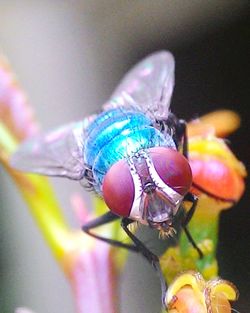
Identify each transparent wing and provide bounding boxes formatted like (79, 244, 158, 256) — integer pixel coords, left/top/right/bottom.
(11, 120, 89, 180)
(104, 51, 175, 120)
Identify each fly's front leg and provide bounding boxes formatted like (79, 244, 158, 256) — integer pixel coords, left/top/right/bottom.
(82, 211, 138, 252)
(165, 116, 202, 257)
(177, 122, 203, 257)
(83, 214, 168, 307)
(121, 218, 168, 309)
(182, 193, 203, 258)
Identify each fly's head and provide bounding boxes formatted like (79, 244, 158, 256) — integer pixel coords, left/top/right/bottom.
(102, 147, 192, 237)
(142, 185, 178, 238)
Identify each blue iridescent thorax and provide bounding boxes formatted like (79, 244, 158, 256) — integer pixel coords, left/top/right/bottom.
(84, 108, 175, 192)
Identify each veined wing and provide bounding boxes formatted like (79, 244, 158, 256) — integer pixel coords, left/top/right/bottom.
(104, 51, 175, 120)
(11, 119, 90, 180)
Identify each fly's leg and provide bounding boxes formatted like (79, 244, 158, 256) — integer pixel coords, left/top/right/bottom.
(82, 211, 138, 252)
(169, 115, 188, 158)
(83, 213, 168, 308)
(176, 119, 188, 158)
(182, 193, 203, 258)
(121, 217, 168, 309)
(158, 113, 188, 158)
(174, 120, 203, 258)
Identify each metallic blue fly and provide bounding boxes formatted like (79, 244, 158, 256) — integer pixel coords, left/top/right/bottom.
(11, 51, 202, 308)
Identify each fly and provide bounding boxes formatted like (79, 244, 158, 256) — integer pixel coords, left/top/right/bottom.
(11, 51, 202, 308)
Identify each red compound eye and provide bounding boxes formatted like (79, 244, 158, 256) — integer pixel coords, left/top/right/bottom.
(103, 160, 135, 217)
(149, 147, 192, 196)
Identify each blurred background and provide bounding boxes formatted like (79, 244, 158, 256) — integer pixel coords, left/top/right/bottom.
(0, 1, 249, 312)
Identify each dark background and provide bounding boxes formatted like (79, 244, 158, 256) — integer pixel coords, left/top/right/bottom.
(170, 13, 249, 312)
(117, 11, 250, 312)
(180, 13, 250, 312)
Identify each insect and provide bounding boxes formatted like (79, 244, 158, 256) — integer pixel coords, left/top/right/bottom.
(11, 51, 202, 308)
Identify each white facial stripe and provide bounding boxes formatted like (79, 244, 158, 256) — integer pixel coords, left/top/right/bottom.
(141, 151, 184, 207)
(126, 158, 145, 222)
(126, 150, 184, 222)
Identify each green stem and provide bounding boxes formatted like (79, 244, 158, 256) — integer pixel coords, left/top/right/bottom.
(0, 123, 70, 262)
(180, 206, 219, 278)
